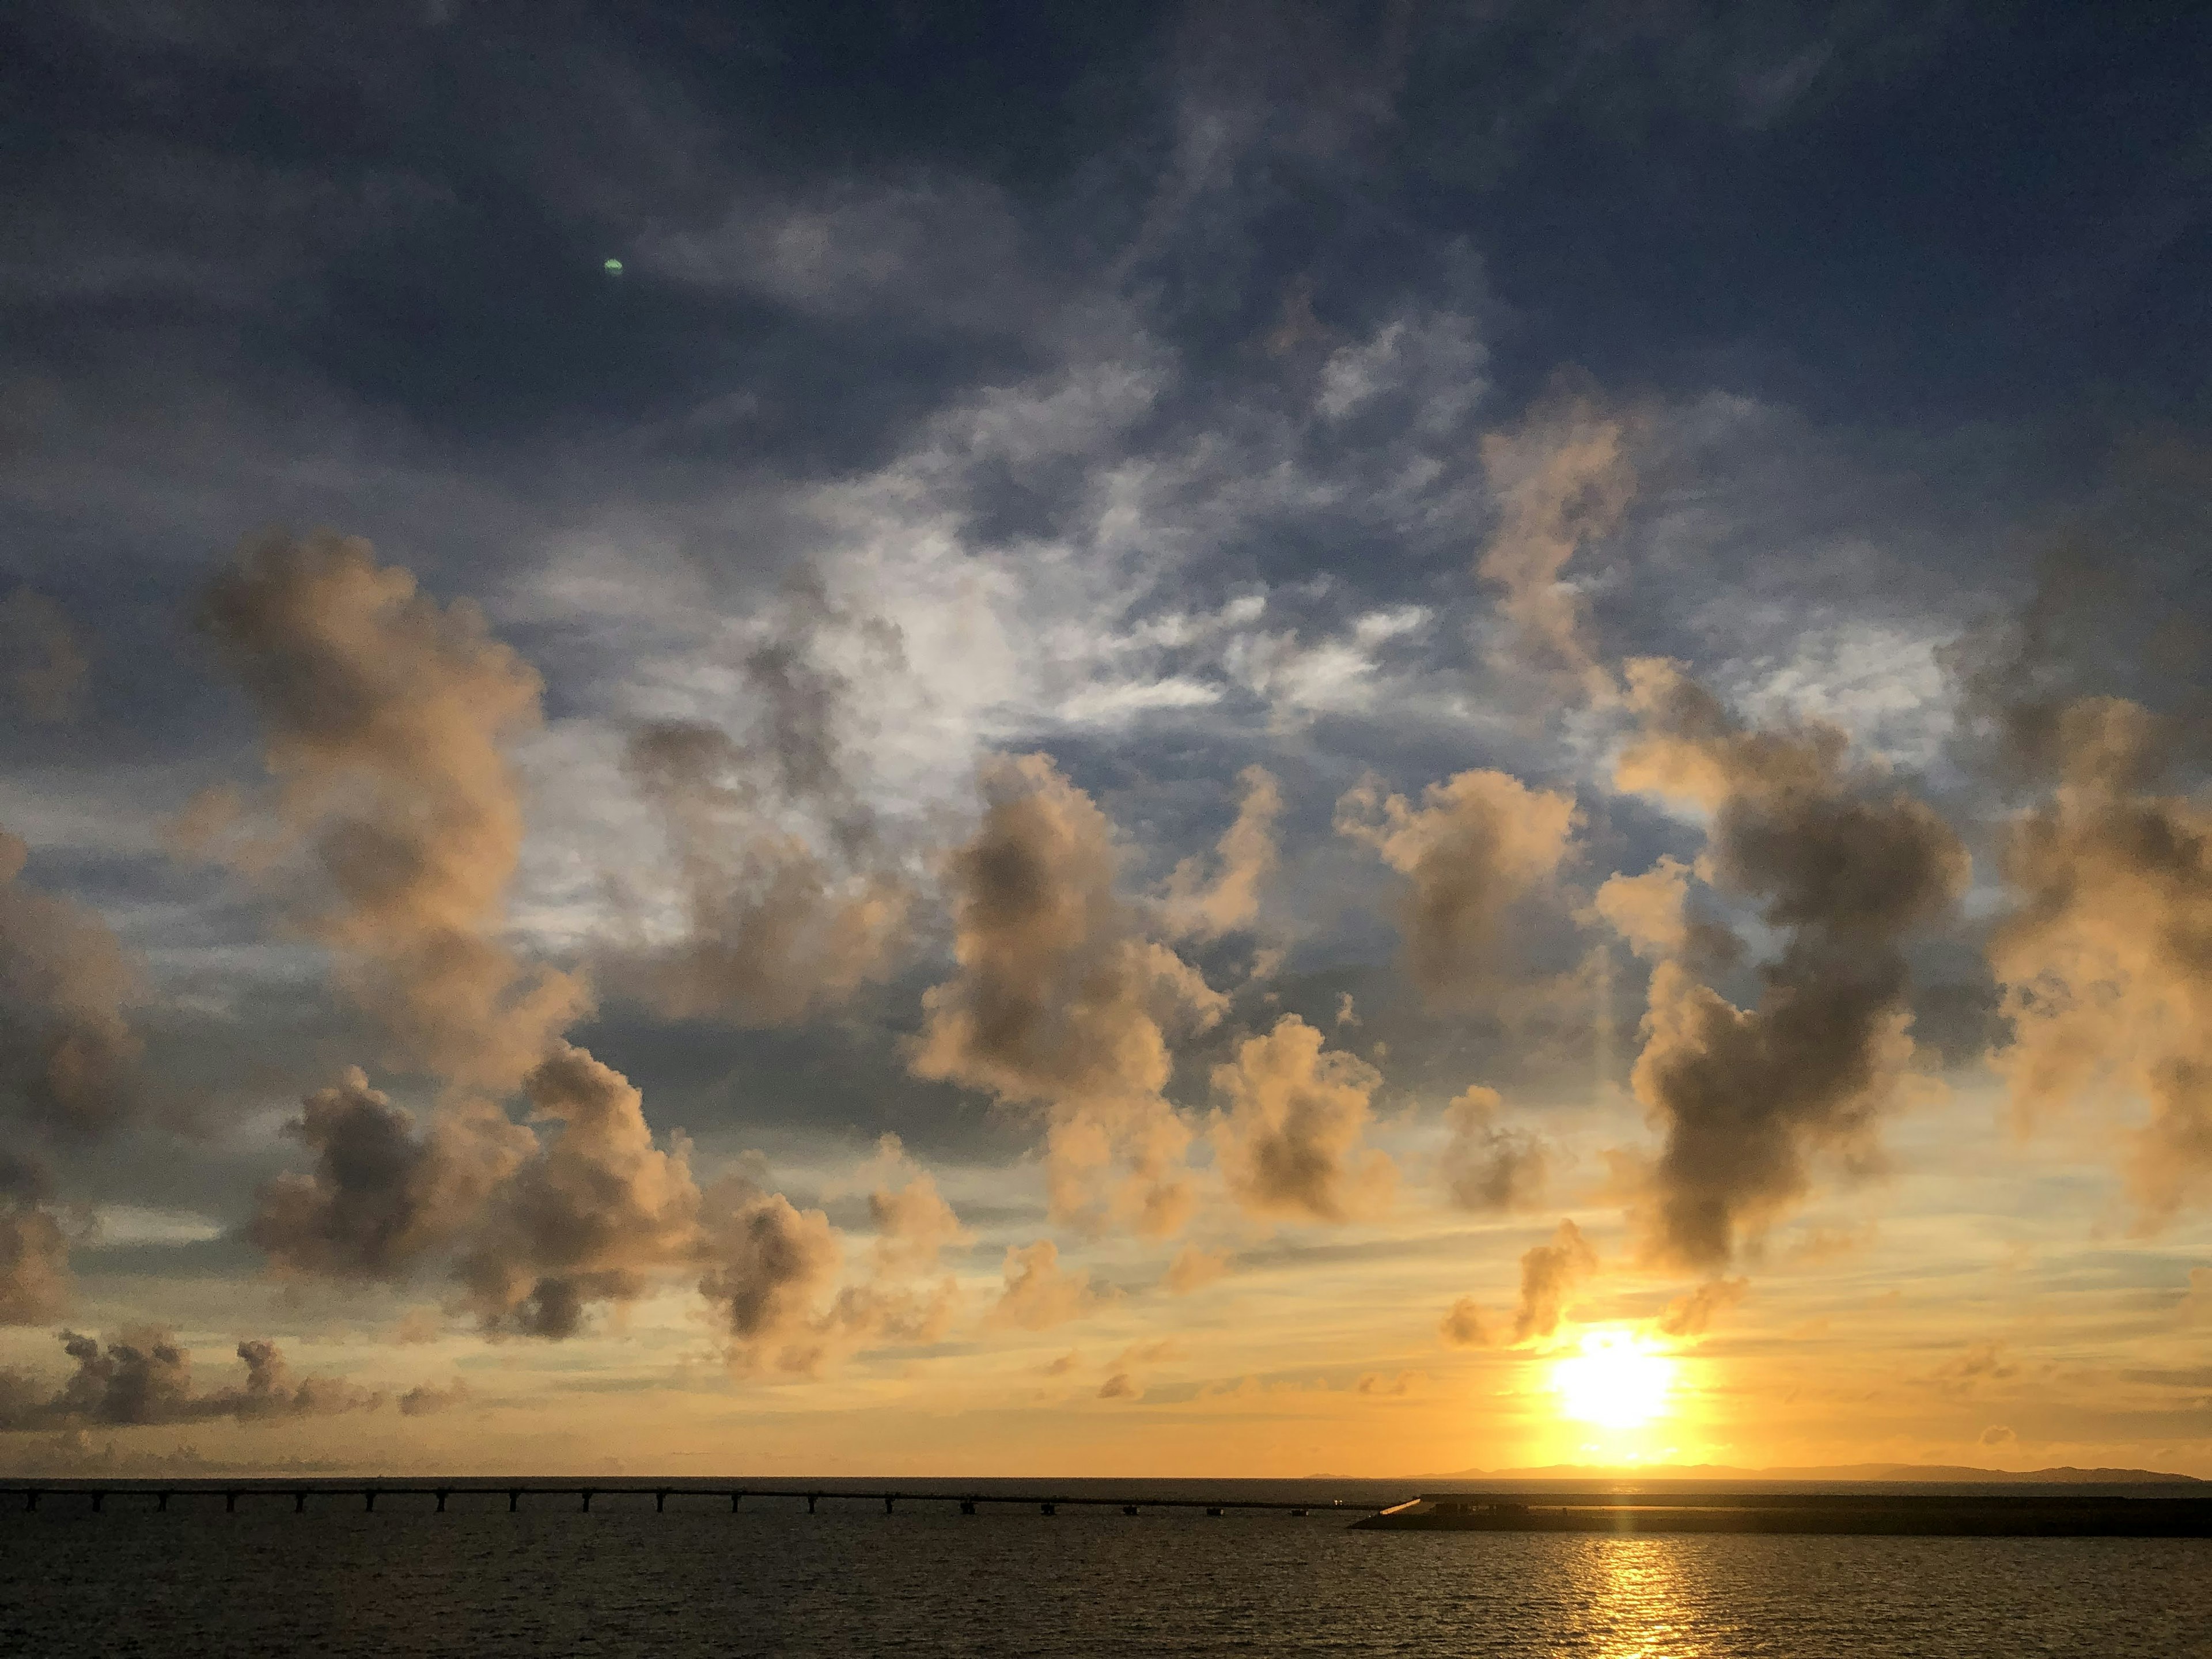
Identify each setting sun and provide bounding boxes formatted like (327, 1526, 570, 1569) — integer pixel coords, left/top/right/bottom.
(1553, 1328, 1676, 1429)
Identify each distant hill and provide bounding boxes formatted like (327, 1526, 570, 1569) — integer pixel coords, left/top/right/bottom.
(1426, 1462, 2206, 1485)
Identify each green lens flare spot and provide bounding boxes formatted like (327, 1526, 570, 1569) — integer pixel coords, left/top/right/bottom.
(603, 258, 624, 275)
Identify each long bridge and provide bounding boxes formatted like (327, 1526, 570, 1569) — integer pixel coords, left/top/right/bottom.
(0, 1480, 1382, 1518)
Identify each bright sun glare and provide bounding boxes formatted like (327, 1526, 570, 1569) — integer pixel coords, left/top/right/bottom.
(1552, 1327, 1676, 1429)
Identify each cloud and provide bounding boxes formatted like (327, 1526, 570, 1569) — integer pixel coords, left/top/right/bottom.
(987, 1239, 1108, 1331)
(1438, 1295, 1493, 1349)
(619, 578, 913, 1023)
(1612, 658, 1967, 1268)
(1475, 391, 1635, 699)
(455, 1043, 702, 1338)
(866, 1151, 973, 1275)
(249, 1069, 531, 1282)
(1979, 696, 2212, 1224)
(0, 827, 146, 1141)
(1354, 1369, 1426, 1396)
(0, 1202, 70, 1327)
(396, 1377, 470, 1416)
(190, 530, 588, 1093)
(1590, 857, 1692, 961)
(1097, 1370, 1142, 1399)
(1512, 1218, 1597, 1344)
(0, 1331, 380, 1430)
(1438, 1085, 1549, 1213)
(0, 589, 89, 722)
(1654, 1276, 1748, 1338)
(1161, 766, 1282, 940)
(1209, 1014, 1393, 1223)
(1335, 769, 1580, 1001)
(1162, 1243, 1228, 1294)
(696, 1171, 956, 1378)
(912, 752, 1226, 1234)
(1979, 1423, 2017, 1447)
(696, 1183, 845, 1375)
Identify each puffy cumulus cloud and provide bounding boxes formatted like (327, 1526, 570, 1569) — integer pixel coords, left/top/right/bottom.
(1475, 392, 1636, 700)
(1336, 770, 1580, 1001)
(987, 1239, 1109, 1331)
(1161, 766, 1282, 940)
(1209, 1015, 1393, 1224)
(456, 1044, 702, 1338)
(1610, 659, 1968, 1268)
(1162, 1243, 1228, 1294)
(1437, 1295, 1493, 1349)
(867, 1164, 972, 1277)
(1591, 857, 1692, 961)
(0, 588, 89, 722)
(620, 700, 911, 1026)
(190, 531, 587, 1093)
(1512, 1218, 1599, 1346)
(1654, 1276, 1748, 1338)
(0, 1331, 380, 1431)
(0, 827, 145, 1141)
(249, 1069, 532, 1282)
(1982, 697, 2212, 1223)
(699, 1178, 957, 1378)
(698, 1184, 843, 1374)
(1438, 1085, 1549, 1213)
(912, 753, 1226, 1234)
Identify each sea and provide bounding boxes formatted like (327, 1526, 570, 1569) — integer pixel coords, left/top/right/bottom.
(3, 1478, 2207, 1657)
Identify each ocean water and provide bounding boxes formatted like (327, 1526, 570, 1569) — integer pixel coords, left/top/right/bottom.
(3, 1483, 2208, 1657)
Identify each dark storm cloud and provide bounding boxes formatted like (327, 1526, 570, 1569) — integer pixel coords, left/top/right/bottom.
(1607, 660, 1968, 1269)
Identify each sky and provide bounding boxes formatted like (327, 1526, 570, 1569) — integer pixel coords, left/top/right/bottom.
(3, 0, 2211, 1480)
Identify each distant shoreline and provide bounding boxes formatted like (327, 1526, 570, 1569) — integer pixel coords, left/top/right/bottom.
(1420, 1463, 2207, 1485)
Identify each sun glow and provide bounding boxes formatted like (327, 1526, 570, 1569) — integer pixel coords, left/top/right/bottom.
(1552, 1327, 1676, 1429)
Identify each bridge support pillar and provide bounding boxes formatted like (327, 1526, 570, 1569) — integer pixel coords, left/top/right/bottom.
(224, 1492, 238, 1514)
(157, 1492, 169, 1512)
(90, 1492, 104, 1513)
(364, 1491, 377, 1512)
(24, 1491, 37, 1512)
(730, 1493, 742, 1512)
(806, 1493, 818, 1514)
(435, 1490, 448, 1513)
(294, 1492, 307, 1514)
(580, 1490, 594, 1513)
(883, 1494, 895, 1516)
(508, 1490, 521, 1513)
(654, 1490, 667, 1513)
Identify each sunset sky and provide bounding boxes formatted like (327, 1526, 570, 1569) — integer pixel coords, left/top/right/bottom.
(4, 1, 2211, 1480)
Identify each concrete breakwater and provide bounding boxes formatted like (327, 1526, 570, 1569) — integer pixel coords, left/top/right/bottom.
(1356, 1492, 2212, 1536)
